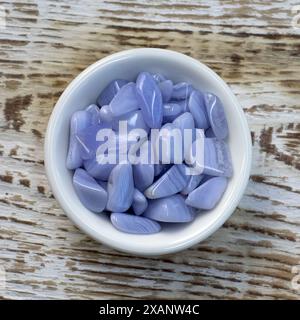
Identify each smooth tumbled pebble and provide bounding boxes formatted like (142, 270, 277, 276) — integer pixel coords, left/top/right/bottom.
(186, 137, 232, 177)
(143, 194, 195, 223)
(136, 72, 163, 129)
(97, 79, 129, 107)
(111, 212, 161, 234)
(83, 158, 115, 181)
(85, 104, 101, 125)
(171, 82, 193, 100)
(205, 127, 215, 138)
(73, 168, 107, 213)
(151, 73, 166, 83)
(162, 103, 183, 123)
(132, 189, 148, 215)
(158, 80, 173, 102)
(204, 92, 229, 139)
(109, 82, 140, 118)
(133, 163, 154, 192)
(112, 110, 149, 133)
(66, 110, 92, 170)
(144, 164, 189, 199)
(181, 174, 204, 195)
(185, 177, 228, 210)
(188, 90, 209, 129)
(106, 164, 134, 212)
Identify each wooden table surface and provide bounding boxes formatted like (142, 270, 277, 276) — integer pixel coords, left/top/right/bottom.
(0, 0, 300, 300)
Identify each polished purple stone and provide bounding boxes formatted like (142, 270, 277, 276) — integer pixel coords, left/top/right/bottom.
(173, 112, 195, 133)
(162, 103, 183, 123)
(205, 127, 215, 138)
(112, 110, 149, 134)
(176, 99, 189, 112)
(153, 163, 171, 177)
(132, 189, 148, 215)
(109, 82, 140, 118)
(181, 174, 204, 195)
(188, 90, 209, 129)
(85, 104, 101, 125)
(73, 168, 107, 212)
(171, 82, 193, 100)
(83, 158, 115, 181)
(76, 123, 112, 160)
(151, 73, 166, 83)
(203, 138, 232, 177)
(143, 194, 195, 223)
(158, 80, 173, 102)
(97, 79, 129, 106)
(111, 212, 161, 234)
(136, 72, 163, 129)
(99, 105, 113, 123)
(185, 177, 228, 210)
(133, 163, 154, 192)
(186, 137, 232, 177)
(204, 92, 229, 139)
(144, 164, 189, 199)
(66, 110, 92, 170)
(106, 164, 134, 212)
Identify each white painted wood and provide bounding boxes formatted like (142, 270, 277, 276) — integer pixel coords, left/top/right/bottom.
(0, 0, 299, 299)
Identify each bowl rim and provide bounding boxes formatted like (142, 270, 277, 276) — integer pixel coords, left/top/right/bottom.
(44, 48, 252, 256)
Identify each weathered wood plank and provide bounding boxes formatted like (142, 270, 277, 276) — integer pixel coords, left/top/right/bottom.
(0, 0, 299, 300)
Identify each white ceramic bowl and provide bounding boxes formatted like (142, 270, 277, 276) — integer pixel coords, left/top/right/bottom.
(45, 48, 252, 256)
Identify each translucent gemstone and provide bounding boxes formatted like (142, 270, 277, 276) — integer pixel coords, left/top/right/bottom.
(97, 79, 129, 106)
(83, 158, 115, 181)
(205, 127, 215, 138)
(186, 138, 233, 177)
(99, 105, 113, 123)
(171, 82, 193, 100)
(136, 72, 163, 129)
(173, 112, 195, 133)
(203, 138, 232, 177)
(181, 174, 204, 195)
(76, 123, 112, 160)
(73, 168, 107, 212)
(154, 163, 171, 177)
(204, 92, 229, 139)
(151, 73, 166, 83)
(176, 99, 189, 112)
(111, 212, 161, 234)
(158, 80, 173, 102)
(188, 90, 209, 129)
(143, 194, 195, 223)
(66, 110, 92, 170)
(144, 164, 189, 199)
(162, 103, 183, 123)
(109, 82, 140, 117)
(85, 104, 101, 125)
(132, 189, 148, 215)
(185, 177, 228, 210)
(112, 110, 149, 134)
(106, 164, 134, 212)
(133, 163, 154, 192)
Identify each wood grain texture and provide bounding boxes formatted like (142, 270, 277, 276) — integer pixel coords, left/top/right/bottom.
(0, 0, 300, 300)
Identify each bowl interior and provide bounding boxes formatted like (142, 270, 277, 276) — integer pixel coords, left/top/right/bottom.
(45, 49, 251, 255)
